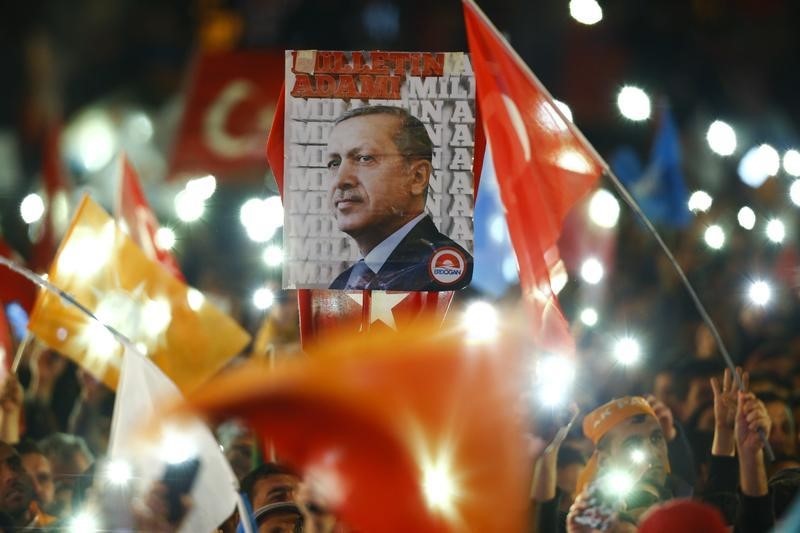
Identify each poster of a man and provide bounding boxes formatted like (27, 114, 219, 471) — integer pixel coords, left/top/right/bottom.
(326, 106, 472, 290)
(283, 50, 476, 291)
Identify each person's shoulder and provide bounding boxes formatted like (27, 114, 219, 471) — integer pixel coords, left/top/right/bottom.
(329, 264, 354, 289)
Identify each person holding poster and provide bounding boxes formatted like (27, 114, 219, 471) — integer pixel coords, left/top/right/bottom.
(326, 105, 473, 291)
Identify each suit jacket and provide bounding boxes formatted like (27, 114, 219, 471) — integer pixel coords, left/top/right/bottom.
(330, 216, 473, 291)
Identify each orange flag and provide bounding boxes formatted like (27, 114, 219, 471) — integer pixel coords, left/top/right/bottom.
(463, 0, 605, 355)
(115, 154, 184, 281)
(27, 195, 250, 392)
(177, 322, 531, 532)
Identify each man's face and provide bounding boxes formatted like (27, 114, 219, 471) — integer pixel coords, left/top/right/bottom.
(0, 444, 33, 518)
(21, 453, 54, 508)
(600, 415, 670, 492)
(326, 114, 428, 245)
(251, 473, 300, 510)
(766, 400, 796, 456)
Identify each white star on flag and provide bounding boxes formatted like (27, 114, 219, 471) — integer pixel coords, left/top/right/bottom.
(346, 291, 410, 330)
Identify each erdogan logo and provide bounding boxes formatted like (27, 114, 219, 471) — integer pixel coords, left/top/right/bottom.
(429, 248, 466, 285)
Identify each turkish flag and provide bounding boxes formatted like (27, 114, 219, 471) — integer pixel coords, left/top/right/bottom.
(116, 154, 184, 281)
(266, 83, 486, 346)
(169, 50, 284, 182)
(29, 125, 73, 273)
(463, 0, 605, 354)
(178, 322, 531, 532)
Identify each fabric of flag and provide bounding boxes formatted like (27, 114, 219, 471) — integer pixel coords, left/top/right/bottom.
(27, 195, 250, 392)
(471, 147, 519, 297)
(463, 0, 605, 354)
(175, 322, 531, 533)
(0, 239, 37, 312)
(115, 154, 184, 280)
(265, 84, 472, 346)
(29, 125, 72, 273)
(169, 51, 284, 182)
(0, 305, 12, 374)
(611, 108, 690, 228)
(108, 344, 238, 533)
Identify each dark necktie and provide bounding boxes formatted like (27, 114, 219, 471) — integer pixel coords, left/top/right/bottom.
(348, 259, 377, 289)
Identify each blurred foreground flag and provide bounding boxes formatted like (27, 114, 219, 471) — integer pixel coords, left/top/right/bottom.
(611, 108, 690, 228)
(108, 344, 238, 532)
(176, 323, 530, 532)
(116, 154, 184, 280)
(463, 0, 605, 353)
(27, 195, 250, 392)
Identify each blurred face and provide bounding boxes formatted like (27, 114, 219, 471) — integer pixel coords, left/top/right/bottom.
(251, 474, 300, 510)
(21, 453, 53, 509)
(225, 434, 255, 482)
(326, 114, 429, 252)
(0, 444, 33, 519)
(766, 401, 796, 456)
(258, 510, 302, 533)
(601, 416, 670, 492)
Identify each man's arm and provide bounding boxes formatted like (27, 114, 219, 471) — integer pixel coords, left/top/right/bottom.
(735, 392, 773, 533)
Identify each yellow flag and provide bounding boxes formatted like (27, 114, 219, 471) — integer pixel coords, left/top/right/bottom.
(28, 195, 250, 393)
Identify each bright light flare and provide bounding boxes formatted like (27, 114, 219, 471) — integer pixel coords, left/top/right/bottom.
(67, 109, 117, 172)
(463, 301, 499, 344)
(253, 287, 275, 310)
(790, 180, 800, 207)
(187, 288, 205, 311)
(159, 429, 198, 465)
(69, 510, 100, 533)
(748, 280, 771, 306)
(580, 307, 599, 327)
(20, 193, 45, 224)
(604, 470, 635, 498)
(105, 459, 133, 486)
(185, 175, 217, 201)
(57, 224, 115, 279)
(737, 206, 756, 230)
(766, 218, 785, 243)
(588, 188, 620, 228)
(580, 257, 604, 285)
(613, 337, 641, 366)
(738, 144, 780, 188)
(174, 189, 205, 223)
(706, 120, 737, 156)
(554, 99, 573, 122)
(535, 355, 576, 407)
(422, 460, 457, 514)
(703, 225, 725, 250)
(240, 196, 284, 243)
(616, 86, 651, 121)
(783, 149, 800, 177)
(688, 190, 713, 213)
(630, 449, 647, 465)
(154, 227, 176, 250)
(262, 245, 283, 267)
(569, 0, 603, 25)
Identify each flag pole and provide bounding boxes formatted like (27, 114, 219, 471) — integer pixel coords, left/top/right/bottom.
(463, 0, 773, 460)
(10, 332, 33, 375)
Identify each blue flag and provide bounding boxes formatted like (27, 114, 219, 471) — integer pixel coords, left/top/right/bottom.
(611, 109, 691, 228)
(471, 149, 519, 298)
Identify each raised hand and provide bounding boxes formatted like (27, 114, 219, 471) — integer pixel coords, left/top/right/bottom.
(710, 367, 748, 456)
(645, 395, 677, 442)
(735, 392, 770, 457)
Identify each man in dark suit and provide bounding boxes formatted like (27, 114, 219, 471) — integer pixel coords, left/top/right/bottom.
(326, 105, 472, 291)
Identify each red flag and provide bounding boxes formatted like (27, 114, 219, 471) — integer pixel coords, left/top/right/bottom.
(0, 240, 36, 312)
(169, 51, 284, 182)
(178, 322, 531, 532)
(29, 125, 72, 273)
(115, 154, 184, 281)
(463, 0, 605, 354)
(266, 82, 484, 346)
